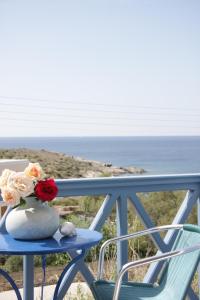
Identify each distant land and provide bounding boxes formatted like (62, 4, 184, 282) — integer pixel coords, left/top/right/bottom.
(0, 148, 145, 178)
(1, 136, 200, 174)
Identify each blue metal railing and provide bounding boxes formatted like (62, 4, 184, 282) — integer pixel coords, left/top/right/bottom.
(55, 174, 200, 300)
(1, 173, 200, 299)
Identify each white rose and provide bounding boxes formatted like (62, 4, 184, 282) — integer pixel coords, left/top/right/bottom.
(8, 172, 34, 197)
(0, 169, 16, 189)
(1, 187, 20, 206)
(24, 163, 45, 180)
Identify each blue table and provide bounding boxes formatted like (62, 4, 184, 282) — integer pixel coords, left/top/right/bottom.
(0, 228, 102, 300)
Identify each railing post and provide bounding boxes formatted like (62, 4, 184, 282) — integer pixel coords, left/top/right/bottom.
(116, 195, 128, 281)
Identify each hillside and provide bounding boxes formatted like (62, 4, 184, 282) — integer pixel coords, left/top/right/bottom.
(0, 148, 145, 178)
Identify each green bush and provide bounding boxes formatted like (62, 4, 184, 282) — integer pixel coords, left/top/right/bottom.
(4, 256, 23, 272)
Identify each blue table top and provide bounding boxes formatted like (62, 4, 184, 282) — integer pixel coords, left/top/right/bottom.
(0, 229, 102, 255)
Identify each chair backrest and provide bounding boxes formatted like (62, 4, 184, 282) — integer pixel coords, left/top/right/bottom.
(158, 224, 200, 299)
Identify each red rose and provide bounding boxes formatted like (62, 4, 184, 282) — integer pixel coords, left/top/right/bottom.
(34, 179, 58, 202)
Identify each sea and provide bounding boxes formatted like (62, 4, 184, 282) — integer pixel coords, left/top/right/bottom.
(0, 136, 200, 175)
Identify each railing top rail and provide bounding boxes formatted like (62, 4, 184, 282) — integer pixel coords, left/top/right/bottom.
(55, 173, 200, 196)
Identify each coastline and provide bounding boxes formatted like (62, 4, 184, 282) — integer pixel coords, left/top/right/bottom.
(0, 148, 145, 178)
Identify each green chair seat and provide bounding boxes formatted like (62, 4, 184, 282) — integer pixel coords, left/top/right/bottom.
(91, 281, 160, 300)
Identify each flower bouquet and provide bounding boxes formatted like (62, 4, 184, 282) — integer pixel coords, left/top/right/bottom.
(0, 163, 60, 240)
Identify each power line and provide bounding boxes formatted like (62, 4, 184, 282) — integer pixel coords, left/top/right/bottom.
(0, 101, 200, 117)
(0, 95, 199, 113)
(1, 109, 200, 124)
(0, 116, 200, 130)
(1, 124, 198, 136)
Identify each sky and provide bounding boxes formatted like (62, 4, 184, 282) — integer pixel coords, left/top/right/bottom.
(0, 0, 200, 137)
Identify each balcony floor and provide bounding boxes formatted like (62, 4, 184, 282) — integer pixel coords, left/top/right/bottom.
(0, 282, 92, 300)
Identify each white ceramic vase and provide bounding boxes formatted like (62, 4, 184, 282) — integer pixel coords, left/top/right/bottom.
(5, 197, 60, 240)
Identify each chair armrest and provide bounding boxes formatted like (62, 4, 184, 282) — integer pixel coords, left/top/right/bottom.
(98, 224, 183, 280)
(112, 242, 200, 300)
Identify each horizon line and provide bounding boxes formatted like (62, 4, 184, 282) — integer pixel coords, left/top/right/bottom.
(0, 135, 200, 138)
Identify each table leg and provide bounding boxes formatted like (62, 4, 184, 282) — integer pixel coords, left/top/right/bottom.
(53, 249, 86, 300)
(0, 268, 22, 300)
(23, 255, 34, 300)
